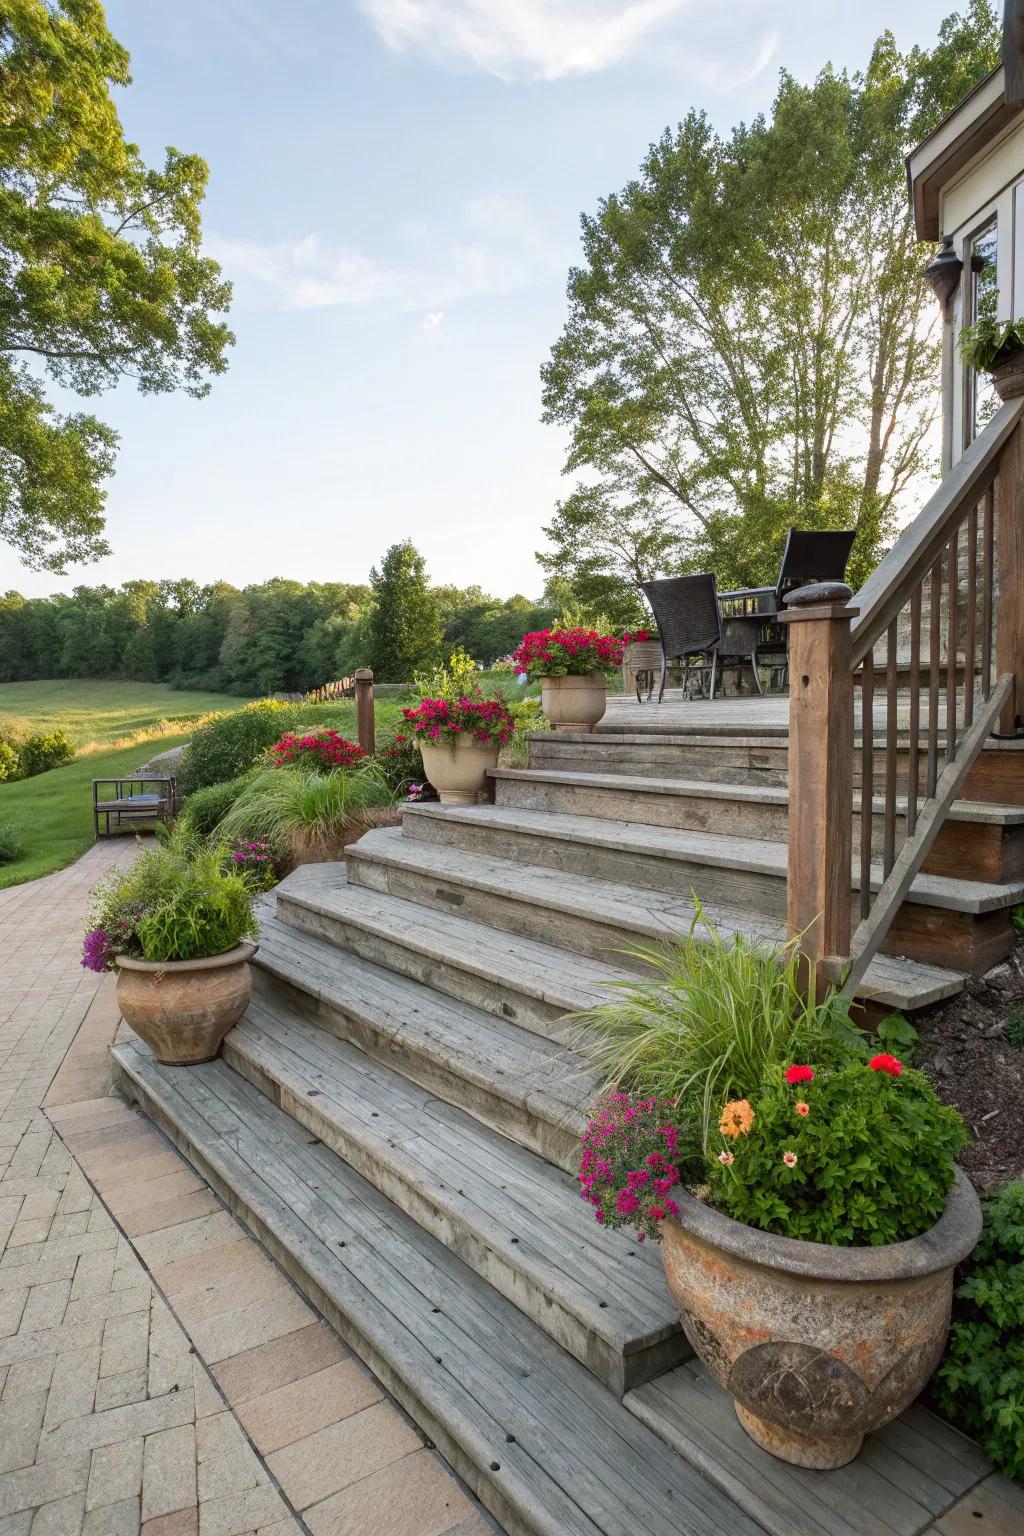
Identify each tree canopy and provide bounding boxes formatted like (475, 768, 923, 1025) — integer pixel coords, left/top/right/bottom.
(540, 3, 1001, 609)
(0, 0, 233, 571)
(364, 541, 443, 683)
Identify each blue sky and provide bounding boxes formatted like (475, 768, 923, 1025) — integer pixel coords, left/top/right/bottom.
(4, 0, 951, 601)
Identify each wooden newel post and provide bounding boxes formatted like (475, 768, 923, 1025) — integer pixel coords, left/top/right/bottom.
(354, 668, 375, 756)
(995, 418, 1024, 736)
(779, 582, 857, 989)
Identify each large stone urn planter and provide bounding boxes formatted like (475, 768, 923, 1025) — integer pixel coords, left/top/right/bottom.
(419, 739, 499, 805)
(115, 943, 257, 1066)
(540, 674, 608, 731)
(660, 1169, 982, 1469)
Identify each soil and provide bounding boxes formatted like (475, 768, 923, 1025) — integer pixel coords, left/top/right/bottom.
(916, 937, 1024, 1194)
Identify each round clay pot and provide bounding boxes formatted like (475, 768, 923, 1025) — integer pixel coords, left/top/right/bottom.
(540, 674, 608, 731)
(660, 1169, 982, 1469)
(990, 349, 1024, 401)
(418, 739, 499, 805)
(115, 944, 257, 1066)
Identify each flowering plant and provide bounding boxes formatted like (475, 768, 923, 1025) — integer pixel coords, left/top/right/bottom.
(707, 1058, 967, 1246)
(269, 729, 365, 771)
(225, 837, 277, 892)
(621, 629, 653, 646)
(511, 628, 628, 680)
(577, 1091, 699, 1243)
(401, 696, 516, 749)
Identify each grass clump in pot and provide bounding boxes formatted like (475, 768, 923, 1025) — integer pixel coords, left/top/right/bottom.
(217, 758, 397, 863)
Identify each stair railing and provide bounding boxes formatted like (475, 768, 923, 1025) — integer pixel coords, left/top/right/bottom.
(784, 397, 1024, 997)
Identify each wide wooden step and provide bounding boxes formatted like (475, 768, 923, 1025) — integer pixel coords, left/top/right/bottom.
(111, 1041, 769, 1536)
(274, 863, 633, 1037)
(223, 997, 685, 1394)
(254, 911, 595, 1170)
(112, 1042, 990, 1536)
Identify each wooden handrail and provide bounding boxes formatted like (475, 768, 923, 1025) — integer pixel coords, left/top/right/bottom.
(849, 398, 1024, 668)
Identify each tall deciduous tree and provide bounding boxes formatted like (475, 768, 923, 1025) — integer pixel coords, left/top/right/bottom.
(540, 4, 1000, 606)
(0, 0, 233, 570)
(365, 541, 442, 682)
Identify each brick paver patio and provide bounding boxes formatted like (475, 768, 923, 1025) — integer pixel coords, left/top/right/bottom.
(0, 842, 493, 1536)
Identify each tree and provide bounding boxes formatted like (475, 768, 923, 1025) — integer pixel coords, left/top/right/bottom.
(540, 4, 1001, 605)
(0, 0, 233, 571)
(365, 541, 442, 682)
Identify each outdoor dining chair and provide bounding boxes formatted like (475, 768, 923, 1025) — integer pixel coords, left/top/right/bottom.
(641, 574, 763, 703)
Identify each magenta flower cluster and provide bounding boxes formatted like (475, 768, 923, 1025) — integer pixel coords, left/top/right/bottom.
(511, 627, 628, 681)
(578, 1091, 686, 1243)
(81, 927, 114, 974)
(401, 696, 516, 749)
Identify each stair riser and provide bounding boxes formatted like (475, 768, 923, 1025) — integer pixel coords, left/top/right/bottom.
(528, 738, 789, 786)
(250, 965, 585, 1172)
(276, 892, 578, 1040)
(496, 776, 788, 840)
(112, 1059, 537, 1536)
(883, 904, 1017, 976)
(221, 1037, 683, 1397)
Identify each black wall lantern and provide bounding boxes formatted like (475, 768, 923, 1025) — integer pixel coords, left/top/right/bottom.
(923, 235, 964, 308)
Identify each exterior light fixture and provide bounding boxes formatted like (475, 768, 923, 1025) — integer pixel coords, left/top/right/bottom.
(923, 235, 963, 308)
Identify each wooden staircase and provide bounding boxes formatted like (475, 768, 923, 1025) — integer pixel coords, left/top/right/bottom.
(111, 712, 1014, 1536)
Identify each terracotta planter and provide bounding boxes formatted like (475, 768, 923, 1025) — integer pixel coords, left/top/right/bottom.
(419, 739, 499, 805)
(540, 674, 608, 731)
(115, 943, 257, 1066)
(990, 349, 1024, 401)
(281, 807, 402, 874)
(660, 1170, 982, 1469)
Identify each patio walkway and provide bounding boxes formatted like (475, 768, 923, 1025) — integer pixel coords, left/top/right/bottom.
(0, 843, 493, 1536)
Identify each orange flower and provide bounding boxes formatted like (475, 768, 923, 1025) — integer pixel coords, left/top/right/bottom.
(795, 1101, 810, 1117)
(719, 1099, 755, 1139)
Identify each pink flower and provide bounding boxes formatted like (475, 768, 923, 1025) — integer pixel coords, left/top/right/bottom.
(785, 1065, 814, 1085)
(718, 1150, 734, 1166)
(868, 1053, 903, 1077)
(782, 1151, 798, 1168)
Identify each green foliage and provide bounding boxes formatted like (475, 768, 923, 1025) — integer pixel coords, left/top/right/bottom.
(709, 1061, 967, 1245)
(0, 0, 233, 571)
(933, 1180, 1024, 1478)
(539, 6, 1000, 610)
(0, 822, 25, 863)
(1004, 1008, 1024, 1047)
(573, 899, 859, 1152)
(375, 726, 424, 796)
(18, 729, 74, 777)
(218, 761, 395, 854)
(176, 701, 292, 794)
(959, 316, 1024, 373)
(176, 774, 254, 838)
(0, 741, 18, 782)
(873, 1011, 919, 1063)
(413, 649, 479, 702)
(365, 542, 443, 682)
(1012, 904, 1024, 936)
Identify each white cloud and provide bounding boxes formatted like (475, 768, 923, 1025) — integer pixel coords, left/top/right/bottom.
(673, 29, 779, 93)
(422, 310, 445, 330)
(205, 233, 399, 311)
(357, 0, 686, 82)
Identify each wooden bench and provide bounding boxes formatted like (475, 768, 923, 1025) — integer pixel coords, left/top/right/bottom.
(93, 776, 176, 838)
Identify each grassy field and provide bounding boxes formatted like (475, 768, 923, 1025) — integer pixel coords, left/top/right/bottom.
(0, 679, 251, 751)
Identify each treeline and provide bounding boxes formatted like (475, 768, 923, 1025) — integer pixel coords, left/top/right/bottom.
(0, 562, 555, 694)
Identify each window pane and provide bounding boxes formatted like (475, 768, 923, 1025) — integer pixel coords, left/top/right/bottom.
(968, 217, 998, 442)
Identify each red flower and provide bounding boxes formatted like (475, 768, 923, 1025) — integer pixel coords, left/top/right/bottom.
(784, 1065, 815, 1085)
(868, 1053, 903, 1076)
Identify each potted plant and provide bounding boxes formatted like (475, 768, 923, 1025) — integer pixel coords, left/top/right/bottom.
(511, 627, 627, 730)
(401, 694, 516, 804)
(959, 316, 1024, 400)
(82, 837, 258, 1065)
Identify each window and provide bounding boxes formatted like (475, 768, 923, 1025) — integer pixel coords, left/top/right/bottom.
(966, 216, 998, 443)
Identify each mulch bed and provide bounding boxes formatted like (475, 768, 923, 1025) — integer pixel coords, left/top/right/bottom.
(915, 937, 1024, 1193)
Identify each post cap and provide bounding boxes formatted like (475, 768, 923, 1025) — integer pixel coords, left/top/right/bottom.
(354, 668, 374, 681)
(783, 582, 854, 607)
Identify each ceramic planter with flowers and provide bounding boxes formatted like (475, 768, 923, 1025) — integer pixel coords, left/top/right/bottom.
(578, 1055, 980, 1469)
(402, 695, 516, 805)
(511, 628, 628, 731)
(959, 315, 1024, 401)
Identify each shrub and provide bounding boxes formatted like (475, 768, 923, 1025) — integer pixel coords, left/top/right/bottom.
(707, 1056, 967, 1246)
(270, 729, 365, 770)
(218, 760, 396, 856)
(176, 774, 254, 838)
(932, 1180, 1024, 1480)
(572, 899, 858, 1151)
(0, 823, 25, 864)
(19, 730, 75, 777)
(413, 649, 478, 700)
(0, 741, 19, 782)
(176, 701, 291, 793)
(578, 1091, 700, 1243)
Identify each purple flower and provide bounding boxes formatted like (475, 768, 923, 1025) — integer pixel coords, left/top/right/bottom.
(81, 928, 113, 974)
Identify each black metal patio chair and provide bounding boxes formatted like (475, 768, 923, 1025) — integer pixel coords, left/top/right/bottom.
(641, 574, 763, 703)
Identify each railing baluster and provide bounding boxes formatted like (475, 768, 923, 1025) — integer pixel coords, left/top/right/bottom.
(860, 653, 874, 921)
(884, 622, 898, 878)
(946, 529, 958, 763)
(981, 484, 994, 701)
(907, 586, 921, 836)
(927, 558, 942, 796)
(964, 503, 978, 728)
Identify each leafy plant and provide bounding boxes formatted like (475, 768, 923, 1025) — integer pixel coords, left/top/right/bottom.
(375, 728, 425, 796)
(176, 774, 255, 837)
(873, 1010, 919, 1063)
(1004, 1007, 1024, 1047)
(18, 730, 75, 777)
(932, 1180, 1024, 1480)
(572, 899, 858, 1151)
(218, 760, 395, 855)
(578, 1091, 700, 1243)
(0, 823, 25, 864)
(0, 741, 19, 782)
(1012, 903, 1024, 936)
(959, 316, 1024, 374)
(413, 649, 479, 702)
(709, 1056, 967, 1246)
(222, 837, 277, 892)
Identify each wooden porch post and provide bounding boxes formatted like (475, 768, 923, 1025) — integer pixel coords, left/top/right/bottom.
(995, 418, 1024, 736)
(355, 668, 375, 756)
(780, 583, 857, 985)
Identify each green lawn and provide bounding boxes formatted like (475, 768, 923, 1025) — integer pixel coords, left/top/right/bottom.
(0, 733, 193, 889)
(0, 679, 251, 750)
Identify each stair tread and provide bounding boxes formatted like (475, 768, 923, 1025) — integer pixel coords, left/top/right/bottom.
(228, 994, 681, 1367)
(114, 1041, 984, 1536)
(113, 1041, 769, 1536)
(492, 767, 1024, 826)
(404, 803, 1024, 913)
(255, 912, 596, 1136)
